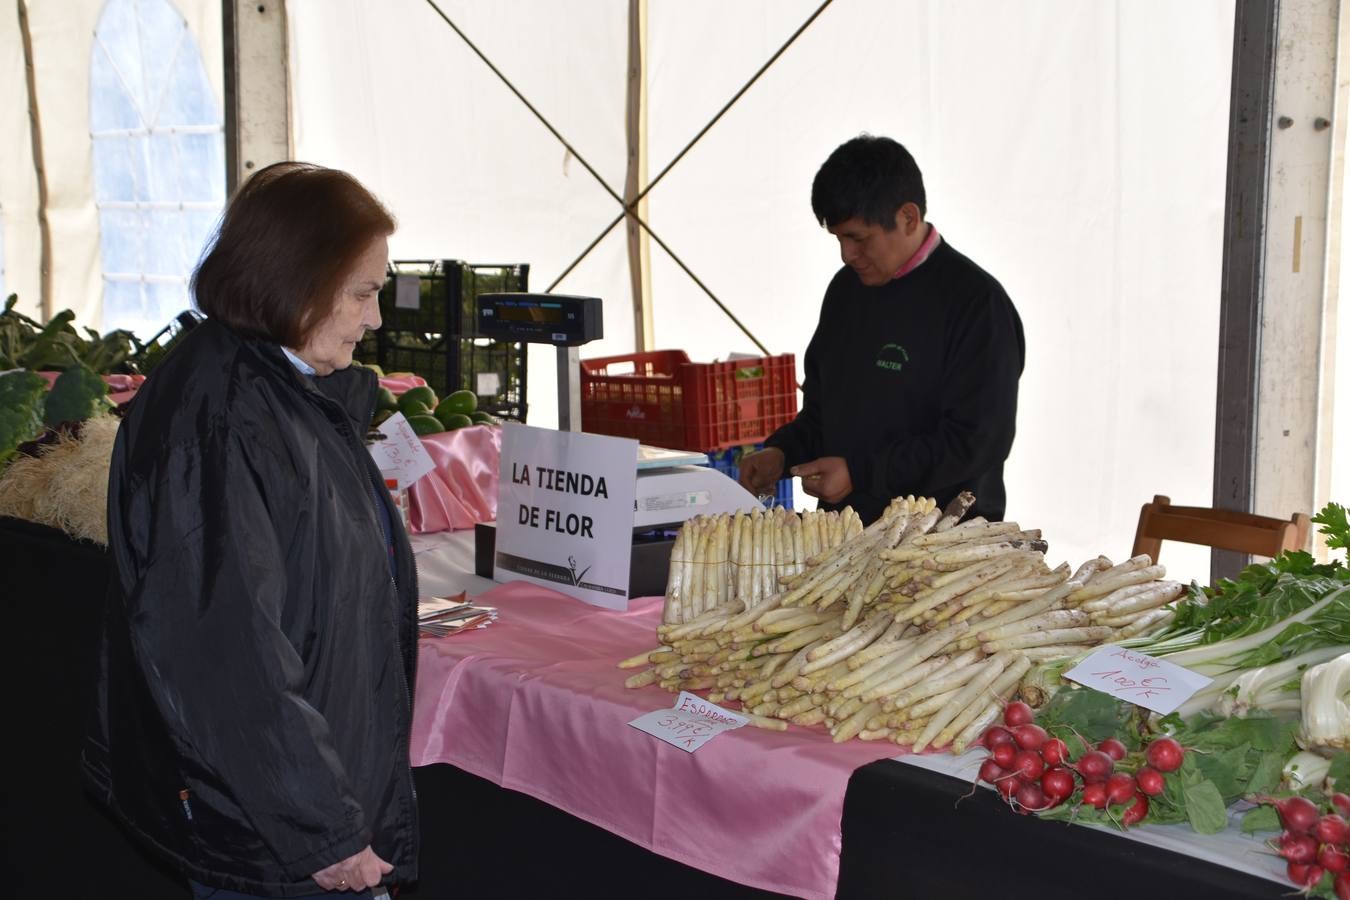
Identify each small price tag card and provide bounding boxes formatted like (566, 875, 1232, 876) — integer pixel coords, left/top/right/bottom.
(1063, 645, 1212, 715)
(366, 411, 437, 489)
(629, 691, 749, 753)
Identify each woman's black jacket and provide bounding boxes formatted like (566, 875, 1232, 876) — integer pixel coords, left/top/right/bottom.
(82, 319, 419, 896)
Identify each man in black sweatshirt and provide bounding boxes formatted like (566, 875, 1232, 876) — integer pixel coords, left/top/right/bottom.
(739, 135, 1024, 524)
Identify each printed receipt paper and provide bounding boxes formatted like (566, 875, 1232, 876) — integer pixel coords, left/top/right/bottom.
(629, 691, 749, 753)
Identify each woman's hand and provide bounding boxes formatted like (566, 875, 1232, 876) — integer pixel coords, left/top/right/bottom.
(312, 845, 393, 892)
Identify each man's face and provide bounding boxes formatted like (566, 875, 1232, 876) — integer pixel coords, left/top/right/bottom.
(295, 235, 388, 375)
(827, 204, 922, 287)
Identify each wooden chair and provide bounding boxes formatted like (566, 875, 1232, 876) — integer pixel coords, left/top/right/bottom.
(1131, 494, 1312, 565)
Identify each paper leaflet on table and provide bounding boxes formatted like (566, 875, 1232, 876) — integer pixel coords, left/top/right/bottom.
(418, 592, 498, 637)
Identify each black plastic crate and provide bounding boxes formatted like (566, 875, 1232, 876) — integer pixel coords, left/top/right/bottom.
(356, 260, 529, 421)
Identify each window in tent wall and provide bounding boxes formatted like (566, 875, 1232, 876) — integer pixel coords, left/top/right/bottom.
(90, 0, 224, 340)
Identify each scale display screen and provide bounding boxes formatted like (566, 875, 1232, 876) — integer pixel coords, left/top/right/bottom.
(477, 293, 602, 346)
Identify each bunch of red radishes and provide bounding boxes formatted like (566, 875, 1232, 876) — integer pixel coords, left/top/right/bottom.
(1266, 793, 1350, 896)
(977, 701, 1186, 826)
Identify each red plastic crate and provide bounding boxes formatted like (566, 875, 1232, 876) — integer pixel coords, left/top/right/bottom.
(579, 350, 799, 452)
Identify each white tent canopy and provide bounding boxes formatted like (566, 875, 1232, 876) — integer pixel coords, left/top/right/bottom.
(6, 0, 1341, 582)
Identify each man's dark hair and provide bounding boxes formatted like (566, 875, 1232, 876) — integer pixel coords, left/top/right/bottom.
(193, 161, 395, 348)
(810, 135, 926, 230)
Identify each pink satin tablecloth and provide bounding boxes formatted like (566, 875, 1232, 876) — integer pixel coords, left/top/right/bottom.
(411, 583, 906, 899)
(408, 425, 501, 533)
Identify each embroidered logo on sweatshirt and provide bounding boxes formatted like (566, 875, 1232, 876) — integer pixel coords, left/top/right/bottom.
(875, 343, 909, 372)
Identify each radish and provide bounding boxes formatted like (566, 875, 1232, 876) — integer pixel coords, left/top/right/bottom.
(1041, 737, 1069, 767)
(1336, 871, 1350, 900)
(983, 725, 1015, 749)
(1121, 792, 1149, 827)
(1106, 773, 1136, 806)
(1274, 795, 1322, 834)
(994, 773, 1019, 800)
(1012, 723, 1049, 751)
(1076, 750, 1114, 783)
(1097, 737, 1127, 761)
(1144, 736, 1184, 773)
(1082, 782, 1108, 809)
(1135, 767, 1165, 797)
(1012, 749, 1045, 782)
(1015, 782, 1047, 813)
(1314, 813, 1350, 847)
(992, 741, 1019, 769)
(1002, 700, 1034, 727)
(1334, 793, 1350, 818)
(1281, 833, 1319, 865)
(1040, 766, 1076, 802)
(978, 758, 1006, 785)
(1319, 845, 1349, 875)
(1287, 862, 1325, 889)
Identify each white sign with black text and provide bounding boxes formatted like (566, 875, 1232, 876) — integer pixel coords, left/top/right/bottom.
(494, 423, 638, 610)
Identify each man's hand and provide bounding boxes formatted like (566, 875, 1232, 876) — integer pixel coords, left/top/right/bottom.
(312, 845, 393, 892)
(737, 447, 785, 497)
(792, 456, 853, 504)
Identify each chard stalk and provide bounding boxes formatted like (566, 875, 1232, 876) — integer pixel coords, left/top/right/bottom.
(1297, 651, 1350, 755)
(1216, 646, 1347, 718)
(1146, 585, 1349, 674)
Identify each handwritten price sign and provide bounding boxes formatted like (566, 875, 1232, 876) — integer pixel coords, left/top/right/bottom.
(1063, 645, 1212, 715)
(366, 411, 436, 489)
(628, 691, 749, 752)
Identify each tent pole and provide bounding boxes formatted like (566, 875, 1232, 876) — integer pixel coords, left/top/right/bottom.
(16, 0, 51, 321)
(223, 0, 292, 195)
(624, 0, 653, 351)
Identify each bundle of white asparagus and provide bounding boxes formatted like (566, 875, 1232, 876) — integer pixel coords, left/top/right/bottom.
(620, 493, 1184, 751)
(662, 506, 864, 625)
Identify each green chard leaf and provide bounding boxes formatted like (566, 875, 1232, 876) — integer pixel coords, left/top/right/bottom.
(1182, 780, 1230, 834)
(1038, 687, 1133, 748)
(1246, 750, 1288, 796)
(1240, 804, 1281, 835)
(1328, 750, 1350, 786)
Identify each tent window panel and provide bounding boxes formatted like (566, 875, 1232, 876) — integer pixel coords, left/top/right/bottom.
(178, 133, 225, 202)
(144, 210, 183, 276)
(146, 133, 179, 201)
(89, 45, 140, 133)
(95, 1, 147, 115)
(159, 38, 219, 127)
(98, 208, 143, 275)
(90, 0, 224, 335)
(183, 209, 220, 267)
(102, 280, 144, 331)
(145, 280, 189, 330)
(92, 140, 137, 204)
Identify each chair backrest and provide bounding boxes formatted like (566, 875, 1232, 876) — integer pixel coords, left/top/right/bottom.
(1131, 494, 1312, 565)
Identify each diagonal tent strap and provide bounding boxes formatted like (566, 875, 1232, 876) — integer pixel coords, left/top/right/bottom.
(549, 0, 836, 278)
(423, 0, 834, 355)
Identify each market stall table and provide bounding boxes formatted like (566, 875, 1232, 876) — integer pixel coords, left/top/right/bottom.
(3, 518, 1295, 899)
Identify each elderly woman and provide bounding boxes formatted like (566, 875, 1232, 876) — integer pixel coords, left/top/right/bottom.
(83, 162, 418, 898)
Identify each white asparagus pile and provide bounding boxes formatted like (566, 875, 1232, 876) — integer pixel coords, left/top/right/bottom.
(661, 506, 864, 625)
(621, 494, 1184, 750)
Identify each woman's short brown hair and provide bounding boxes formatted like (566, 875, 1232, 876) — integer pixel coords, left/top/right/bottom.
(192, 162, 395, 348)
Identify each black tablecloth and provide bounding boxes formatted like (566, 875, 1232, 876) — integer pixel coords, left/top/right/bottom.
(3, 516, 1285, 899)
